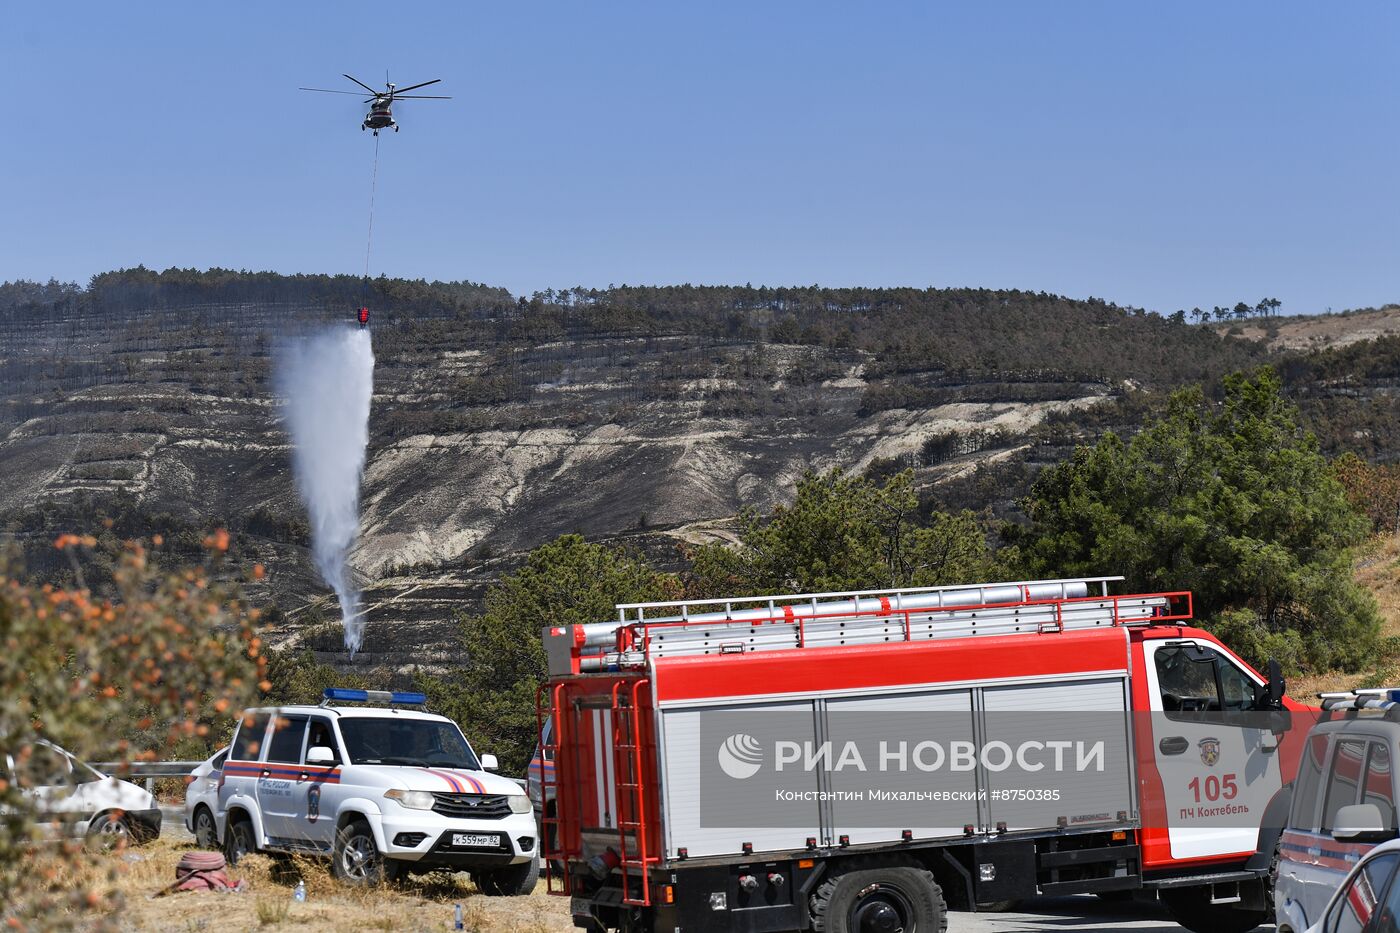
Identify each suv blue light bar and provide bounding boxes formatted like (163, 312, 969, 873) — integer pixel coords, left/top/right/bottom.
(322, 688, 427, 705)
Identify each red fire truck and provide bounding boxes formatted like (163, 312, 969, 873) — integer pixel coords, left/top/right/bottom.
(535, 576, 1313, 933)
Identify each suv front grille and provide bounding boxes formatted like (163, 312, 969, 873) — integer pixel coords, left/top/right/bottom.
(430, 792, 512, 819)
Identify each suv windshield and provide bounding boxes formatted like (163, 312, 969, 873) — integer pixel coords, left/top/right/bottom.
(338, 717, 480, 770)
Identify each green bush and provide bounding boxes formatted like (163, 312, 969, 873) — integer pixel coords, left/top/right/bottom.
(1021, 368, 1380, 673)
(689, 468, 1003, 596)
(420, 536, 680, 773)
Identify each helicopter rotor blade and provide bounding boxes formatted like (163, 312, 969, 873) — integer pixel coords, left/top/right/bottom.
(388, 78, 442, 95)
(392, 94, 452, 99)
(342, 74, 381, 95)
(301, 87, 369, 95)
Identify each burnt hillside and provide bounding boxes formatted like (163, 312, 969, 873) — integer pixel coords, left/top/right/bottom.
(2, 269, 1389, 670)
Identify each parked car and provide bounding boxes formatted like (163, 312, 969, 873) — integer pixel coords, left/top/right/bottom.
(1276, 689, 1400, 933)
(183, 746, 228, 848)
(1290, 837, 1400, 933)
(217, 688, 538, 893)
(2, 739, 161, 846)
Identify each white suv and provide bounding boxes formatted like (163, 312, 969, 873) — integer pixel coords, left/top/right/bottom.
(216, 689, 538, 893)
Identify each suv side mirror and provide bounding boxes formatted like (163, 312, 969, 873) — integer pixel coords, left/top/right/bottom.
(480, 754, 499, 772)
(1332, 804, 1394, 843)
(306, 746, 336, 765)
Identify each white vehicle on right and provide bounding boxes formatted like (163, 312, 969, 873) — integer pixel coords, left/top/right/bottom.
(1276, 689, 1400, 933)
(1289, 837, 1400, 933)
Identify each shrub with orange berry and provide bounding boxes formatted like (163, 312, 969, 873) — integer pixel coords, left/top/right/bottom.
(1, 532, 261, 926)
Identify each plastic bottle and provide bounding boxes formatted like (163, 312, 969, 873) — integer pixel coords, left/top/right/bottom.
(453, 903, 464, 930)
(293, 879, 306, 903)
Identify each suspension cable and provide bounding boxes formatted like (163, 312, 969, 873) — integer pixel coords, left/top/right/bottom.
(362, 134, 380, 300)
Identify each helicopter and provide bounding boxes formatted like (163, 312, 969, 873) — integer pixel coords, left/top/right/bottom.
(299, 74, 450, 136)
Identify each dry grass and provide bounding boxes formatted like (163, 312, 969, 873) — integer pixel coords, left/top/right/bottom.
(1221, 305, 1400, 352)
(1292, 533, 1400, 698)
(30, 836, 572, 932)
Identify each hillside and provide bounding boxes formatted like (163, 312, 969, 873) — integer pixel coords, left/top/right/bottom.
(1221, 303, 1400, 351)
(2, 270, 1393, 671)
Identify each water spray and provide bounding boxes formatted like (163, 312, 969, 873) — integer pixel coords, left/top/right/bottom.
(277, 329, 375, 654)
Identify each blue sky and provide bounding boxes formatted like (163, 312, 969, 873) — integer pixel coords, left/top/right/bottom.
(2, 2, 1395, 314)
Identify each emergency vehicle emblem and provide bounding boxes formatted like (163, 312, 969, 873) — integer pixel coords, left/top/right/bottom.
(307, 784, 321, 823)
(1198, 737, 1220, 767)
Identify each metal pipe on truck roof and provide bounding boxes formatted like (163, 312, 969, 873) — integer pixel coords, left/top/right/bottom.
(579, 581, 1091, 650)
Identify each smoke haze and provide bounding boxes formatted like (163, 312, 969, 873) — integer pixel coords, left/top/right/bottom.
(276, 328, 375, 654)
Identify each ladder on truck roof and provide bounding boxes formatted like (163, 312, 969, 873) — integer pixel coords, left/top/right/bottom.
(563, 576, 1192, 672)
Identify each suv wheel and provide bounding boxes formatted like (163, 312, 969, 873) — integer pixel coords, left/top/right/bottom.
(811, 863, 948, 933)
(193, 806, 218, 849)
(476, 851, 540, 896)
(333, 819, 396, 886)
(224, 816, 256, 865)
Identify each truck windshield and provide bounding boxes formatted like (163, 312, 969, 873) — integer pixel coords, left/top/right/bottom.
(337, 717, 480, 770)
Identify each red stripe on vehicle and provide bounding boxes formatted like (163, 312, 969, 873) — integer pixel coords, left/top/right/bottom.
(421, 768, 463, 792)
(437, 769, 486, 793)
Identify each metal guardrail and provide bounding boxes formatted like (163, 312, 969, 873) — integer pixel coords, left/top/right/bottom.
(92, 761, 202, 795)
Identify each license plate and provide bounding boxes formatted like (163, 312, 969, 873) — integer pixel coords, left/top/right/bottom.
(451, 833, 499, 848)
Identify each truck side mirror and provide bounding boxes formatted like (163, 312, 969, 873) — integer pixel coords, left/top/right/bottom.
(1255, 658, 1286, 711)
(1332, 804, 1394, 843)
(1267, 658, 1285, 708)
(306, 746, 335, 765)
(480, 754, 499, 772)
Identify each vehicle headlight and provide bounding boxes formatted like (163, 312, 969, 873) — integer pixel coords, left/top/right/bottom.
(508, 794, 532, 814)
(384, 789, 436, 810)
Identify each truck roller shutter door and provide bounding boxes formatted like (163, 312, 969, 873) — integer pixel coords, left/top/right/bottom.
(660, 699, 820, 860)
(824, 689, 978, 845)
(981, 678, 1135, 834)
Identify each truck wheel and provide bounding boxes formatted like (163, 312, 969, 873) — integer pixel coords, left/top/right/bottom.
(811, 864, 948, 933)
(476, 851, 540, 896)
(332, 819, 397, 886)
(224, 816, 256, 865)
(1160, 887, 1266, 933)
